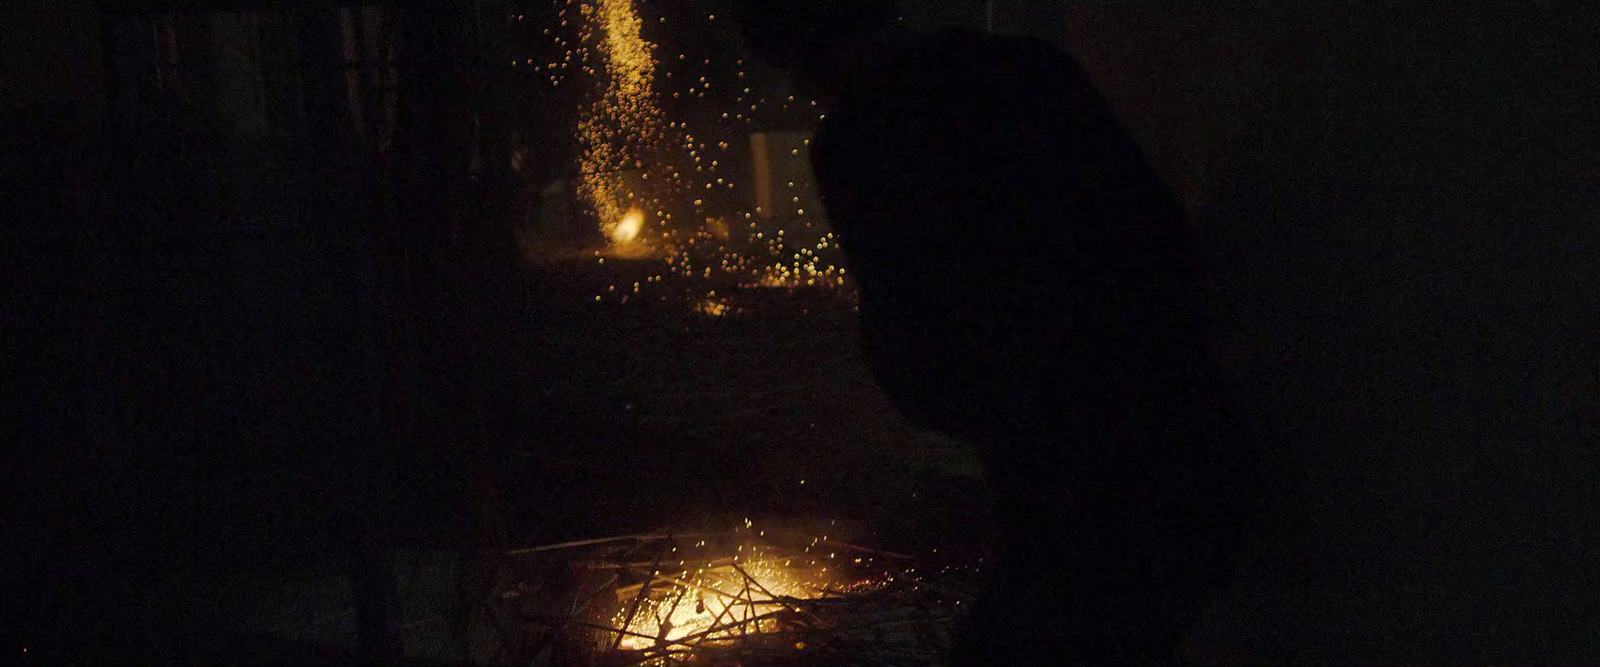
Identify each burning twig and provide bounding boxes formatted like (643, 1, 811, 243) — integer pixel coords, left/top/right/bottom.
(639, 609, 791, 656)
(581, 555, 740, 572)
(504, 532, 719, 556)
(483, 527, 979, 666)
(825, 540, 915, 560)
(611, 542, 668, 652)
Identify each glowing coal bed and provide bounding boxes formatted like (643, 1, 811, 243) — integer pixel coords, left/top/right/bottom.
(484, 523, 978, 666)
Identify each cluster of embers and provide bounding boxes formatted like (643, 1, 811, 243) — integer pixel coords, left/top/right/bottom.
(484, 526, 980, 666)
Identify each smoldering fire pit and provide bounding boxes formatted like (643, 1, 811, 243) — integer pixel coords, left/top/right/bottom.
(477, 522, 979, 666)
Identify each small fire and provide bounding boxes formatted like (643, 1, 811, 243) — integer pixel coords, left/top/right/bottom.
(610, 207, 646, 243)
(547, 2, 850, 297)
(610, 546, 859, 653)
(489, 527, 955, 666)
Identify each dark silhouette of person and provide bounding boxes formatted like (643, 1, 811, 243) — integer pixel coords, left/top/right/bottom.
(738, 3, 1268, 664)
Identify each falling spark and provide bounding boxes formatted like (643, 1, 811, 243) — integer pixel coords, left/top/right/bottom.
(577, 0, 668, 254)
(545, 4, 851, 295)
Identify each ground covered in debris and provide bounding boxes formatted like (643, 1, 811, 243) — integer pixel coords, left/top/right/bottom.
(480, 526, 982, 666)
(143, 256, 996, 665)
(507, 257, 991, 555)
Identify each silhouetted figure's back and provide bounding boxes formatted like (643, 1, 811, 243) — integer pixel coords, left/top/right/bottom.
(808, 30, 1264, 664)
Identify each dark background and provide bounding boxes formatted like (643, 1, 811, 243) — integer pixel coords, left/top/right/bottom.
(4, 1, 1598, 663)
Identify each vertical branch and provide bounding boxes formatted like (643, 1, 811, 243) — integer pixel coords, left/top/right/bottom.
(613, 544, 667, 651)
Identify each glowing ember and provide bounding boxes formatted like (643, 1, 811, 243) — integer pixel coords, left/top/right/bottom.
(610, 548, 845, 652)
(544, 3, 853, 298)
(485, 527, 966, 665)
(692, 296, 735, 317)
(609, 207, 646, 243)
(576, 0, 668, 250)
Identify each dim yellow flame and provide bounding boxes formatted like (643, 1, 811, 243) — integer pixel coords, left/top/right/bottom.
(611, 549, 848, 652)
(610, 208, 645, 243)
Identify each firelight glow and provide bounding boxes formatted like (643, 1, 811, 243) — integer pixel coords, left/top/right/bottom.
(610, 207, 645, 243)
(609, 545, 871, 654)
(577, 0, 667, 253)
(540, 1, 851, 296)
